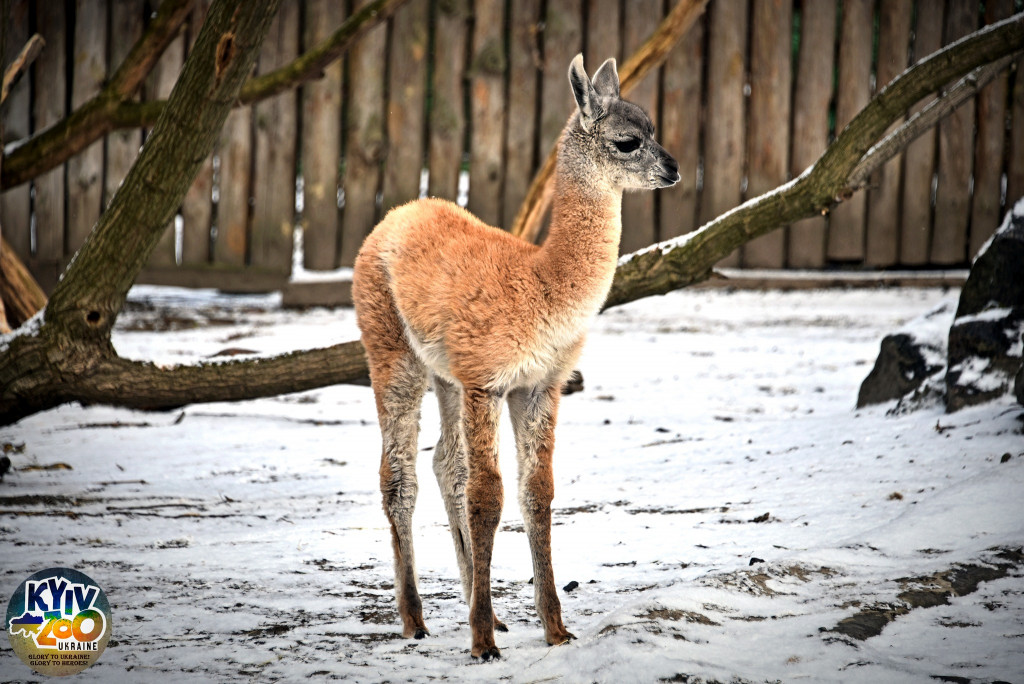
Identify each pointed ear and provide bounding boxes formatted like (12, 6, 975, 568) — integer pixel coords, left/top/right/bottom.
(568, 53, 601, 129)
(592, 58, 619, 98)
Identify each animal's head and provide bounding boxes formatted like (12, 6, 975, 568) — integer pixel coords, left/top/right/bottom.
(567, 54, 680, 192)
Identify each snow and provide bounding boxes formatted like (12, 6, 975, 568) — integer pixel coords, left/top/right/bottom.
(2, 285, 1023, 683)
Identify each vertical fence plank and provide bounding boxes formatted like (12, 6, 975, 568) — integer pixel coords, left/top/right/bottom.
(181, 0, 214, 266)
(428, 0, 469, 203)
(215, 107, 253, 267)
(145, 8, 185, 268)
(32, 0, 67, 292)
(1009, 57, 1024, 211)
(865, 0, 911, 266)
(788, 0, 836, 268)
(620, 0, 662, 254)
(931, 0, 977, 265)
(467, 0, 507, 227)
(382, 0, 428, 214)
(502, 0, 541, 229)
(340, 0, 388, 266)
(901, 2, 944, 265)
(699, 0, 747, 266)
(251, 2, 298, 272)
(104, 0, 144, 211)
(539, 0, 582, 157)
(1, 0, 33, 263)
(969, 0, 1014, 258)
(67, 0, 108, 257)
(658, 11, 703, 241)
(827, 0, 872, 262)
(301, 0, 344, 271)
(584, 0, 620, 80)
(744, 0, 792, 267)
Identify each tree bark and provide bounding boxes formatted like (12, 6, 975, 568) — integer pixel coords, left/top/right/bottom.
(0, 0, 408, 190)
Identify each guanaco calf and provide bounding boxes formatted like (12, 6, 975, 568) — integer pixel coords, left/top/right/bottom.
(352, 54, 679, 660)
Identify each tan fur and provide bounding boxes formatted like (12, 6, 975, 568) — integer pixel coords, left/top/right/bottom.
(352, 54, 678, 659)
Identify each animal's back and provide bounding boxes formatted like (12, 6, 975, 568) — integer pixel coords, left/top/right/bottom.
(353, 198, 550, 388)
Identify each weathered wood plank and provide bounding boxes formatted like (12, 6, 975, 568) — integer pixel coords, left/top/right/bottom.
(67, 0, 108, 257)
(145, 8, 185, 268)
(103, 0, 144, 211)
(931, 0, 977, 265)
(699, 0, 747, 265)
(658, 11, 703, 241)
(428, 0, 469, 203)
(788, 0, 835, 268)
(968, 0, 1013, 259)
(214, 106, 253, 267)
(251, 2, 298, 272)
(864, 0, 911, 266)
(501, 0, 541, 229)
(466, 0, 507, 228)
(1009, 55, 1024, 211)
(743, 0, 792, 267)
(539, 0, 582, 157)
(827, 0, 872, 262)
(340, 0, 388, 266)
(382, 0, 428, 215)
(300, 0, 344, 271)
(619, 0, 662, 254)
(584, 0, 620, 79)
(900, 2, 944, 265)
(180, 0, 214, 266)
(1, 0, 33, 262)
(32, 0, 68, 291)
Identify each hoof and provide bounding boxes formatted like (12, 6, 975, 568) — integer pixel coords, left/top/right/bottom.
(546, 629, 576, 646)
(494, 616, 509, 633)
(414, 628, 427, 640)
(472, 645, 502, 661)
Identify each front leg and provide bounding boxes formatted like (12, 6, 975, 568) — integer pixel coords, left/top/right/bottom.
(461, 386, 505, 660)
(507, 384, 575, 646)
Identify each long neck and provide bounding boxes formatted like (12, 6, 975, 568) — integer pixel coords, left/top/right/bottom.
(536, 151, 623, 310)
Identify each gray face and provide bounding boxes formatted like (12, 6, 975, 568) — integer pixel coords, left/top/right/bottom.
(593, 98, 680, 191)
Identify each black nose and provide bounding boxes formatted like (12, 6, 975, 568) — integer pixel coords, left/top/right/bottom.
(660, 154, 680, 185)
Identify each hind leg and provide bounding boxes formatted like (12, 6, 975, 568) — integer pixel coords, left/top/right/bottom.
(432, 376, 508, 633)
(374, 351, 429, 638)
(354, 254, 430, 638)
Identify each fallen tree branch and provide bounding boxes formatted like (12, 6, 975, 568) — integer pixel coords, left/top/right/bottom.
(0, 0, 407, 189)
(602, 12, 1024, 310)
(510, 0, 710, 242)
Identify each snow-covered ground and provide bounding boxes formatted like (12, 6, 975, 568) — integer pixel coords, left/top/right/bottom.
(2, 285, 1022, 683)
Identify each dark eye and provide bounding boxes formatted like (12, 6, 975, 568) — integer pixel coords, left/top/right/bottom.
(614, 137, 641, 153)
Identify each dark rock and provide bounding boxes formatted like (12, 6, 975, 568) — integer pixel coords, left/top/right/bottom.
(1016, 361, 1024, 407)
(858, 301, 952, 408)
(562, 580, 579, 593)
(955, 205, 1024, 318)
(859, 333, 945, 407)
(945, 201, 1024, 411)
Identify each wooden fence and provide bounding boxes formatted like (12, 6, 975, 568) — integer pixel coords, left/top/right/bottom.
(3, 0, 1024, 295)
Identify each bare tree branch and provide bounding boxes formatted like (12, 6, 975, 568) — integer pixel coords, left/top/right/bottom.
(603, 12, 1024, 310)
(1, 33, 44, 105)
(1, 0, 195, 188)
(0, 0, 407, 189)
